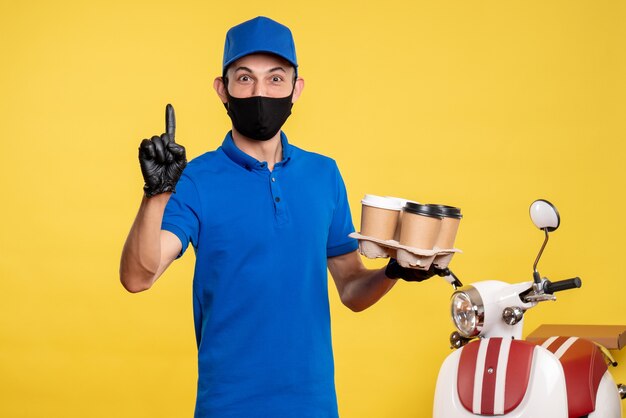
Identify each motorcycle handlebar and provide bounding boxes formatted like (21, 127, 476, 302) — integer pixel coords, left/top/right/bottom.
(543, 277, 582, 294)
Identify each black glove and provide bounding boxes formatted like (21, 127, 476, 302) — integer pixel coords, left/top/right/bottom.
(385, 258, 440, 282)
(139, 104, 187, 197)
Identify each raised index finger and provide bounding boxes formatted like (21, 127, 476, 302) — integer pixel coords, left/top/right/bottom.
(165, 103, 176, 142)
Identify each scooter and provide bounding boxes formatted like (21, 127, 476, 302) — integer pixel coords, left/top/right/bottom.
(432, 199, 626, 417)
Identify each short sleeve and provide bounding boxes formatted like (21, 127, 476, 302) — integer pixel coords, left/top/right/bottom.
(161, 172, 201, 258)
(326, 163, 358, 257)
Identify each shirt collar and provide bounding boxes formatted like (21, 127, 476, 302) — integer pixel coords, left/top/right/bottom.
(221, 131, 292, 171)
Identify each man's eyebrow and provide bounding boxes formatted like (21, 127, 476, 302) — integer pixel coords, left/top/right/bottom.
(232, 66, 287, 73)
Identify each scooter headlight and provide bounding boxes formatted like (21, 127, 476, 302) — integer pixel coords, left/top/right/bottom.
(450, 286, 484, 338)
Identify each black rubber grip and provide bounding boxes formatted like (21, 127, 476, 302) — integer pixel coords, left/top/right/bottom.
(544, 277, 582, 294)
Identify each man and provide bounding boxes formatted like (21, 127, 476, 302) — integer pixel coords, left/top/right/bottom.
(120, 16, 433, 417)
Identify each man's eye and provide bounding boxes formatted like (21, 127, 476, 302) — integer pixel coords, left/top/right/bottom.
(239, 75, 251, 82)
(271, 76, 283, 82)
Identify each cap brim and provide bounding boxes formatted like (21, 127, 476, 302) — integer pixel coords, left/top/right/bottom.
(223, 49, 298, 71)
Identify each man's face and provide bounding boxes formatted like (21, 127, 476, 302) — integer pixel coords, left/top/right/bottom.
(225, 53, 296, 99)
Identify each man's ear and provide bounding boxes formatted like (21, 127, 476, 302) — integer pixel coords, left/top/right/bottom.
(291, 77, 305, 103)
(214, 77, 228, 104)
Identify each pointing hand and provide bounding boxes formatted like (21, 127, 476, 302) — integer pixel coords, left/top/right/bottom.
(138, 104, 187, 197)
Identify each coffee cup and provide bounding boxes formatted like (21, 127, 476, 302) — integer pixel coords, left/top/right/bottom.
(360, 195, 403, 240)
(428, 204, 462, 249)
(385, 196, 419, 241)
(399, 202, 442, 249)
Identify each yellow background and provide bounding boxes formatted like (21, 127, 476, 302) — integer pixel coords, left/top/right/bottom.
(1, 0, 625, 416)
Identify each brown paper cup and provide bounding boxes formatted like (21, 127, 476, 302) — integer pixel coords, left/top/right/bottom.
(361, 206, 399, 240)
(385, 197, 419, 241)
(399, 203, 442, 249)
(435, 217, 461, 249)
(360, 195, 402, 241)
(427, 204, 463, 250)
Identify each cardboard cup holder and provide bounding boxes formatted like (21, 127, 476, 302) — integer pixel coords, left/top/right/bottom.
(355, 195, 463, 270)
(359, 240, 390, 259)
(350, 232, 461, 270)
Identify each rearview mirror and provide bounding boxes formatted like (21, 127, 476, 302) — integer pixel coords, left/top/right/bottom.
(530, 199, 560, 232)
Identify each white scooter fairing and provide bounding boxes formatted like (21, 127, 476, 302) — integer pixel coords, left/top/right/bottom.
(434, 327, 623, 417)
(434, 339, 568, 417)
(432, 200, 624, 417)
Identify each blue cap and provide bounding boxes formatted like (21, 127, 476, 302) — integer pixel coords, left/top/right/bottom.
(223, 16, 298, 73)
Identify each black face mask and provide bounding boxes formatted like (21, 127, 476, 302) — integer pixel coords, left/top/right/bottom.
(224, 85, 294, 141)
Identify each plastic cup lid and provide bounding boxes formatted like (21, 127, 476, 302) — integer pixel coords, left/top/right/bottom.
(426, 204, 463, 219)
(403, 202, 443, 218)
(361, 194, 403, 210)
(384, 196, 420, 208)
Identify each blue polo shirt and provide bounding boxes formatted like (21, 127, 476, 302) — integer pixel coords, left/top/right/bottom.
(162, 131, 358, 418)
